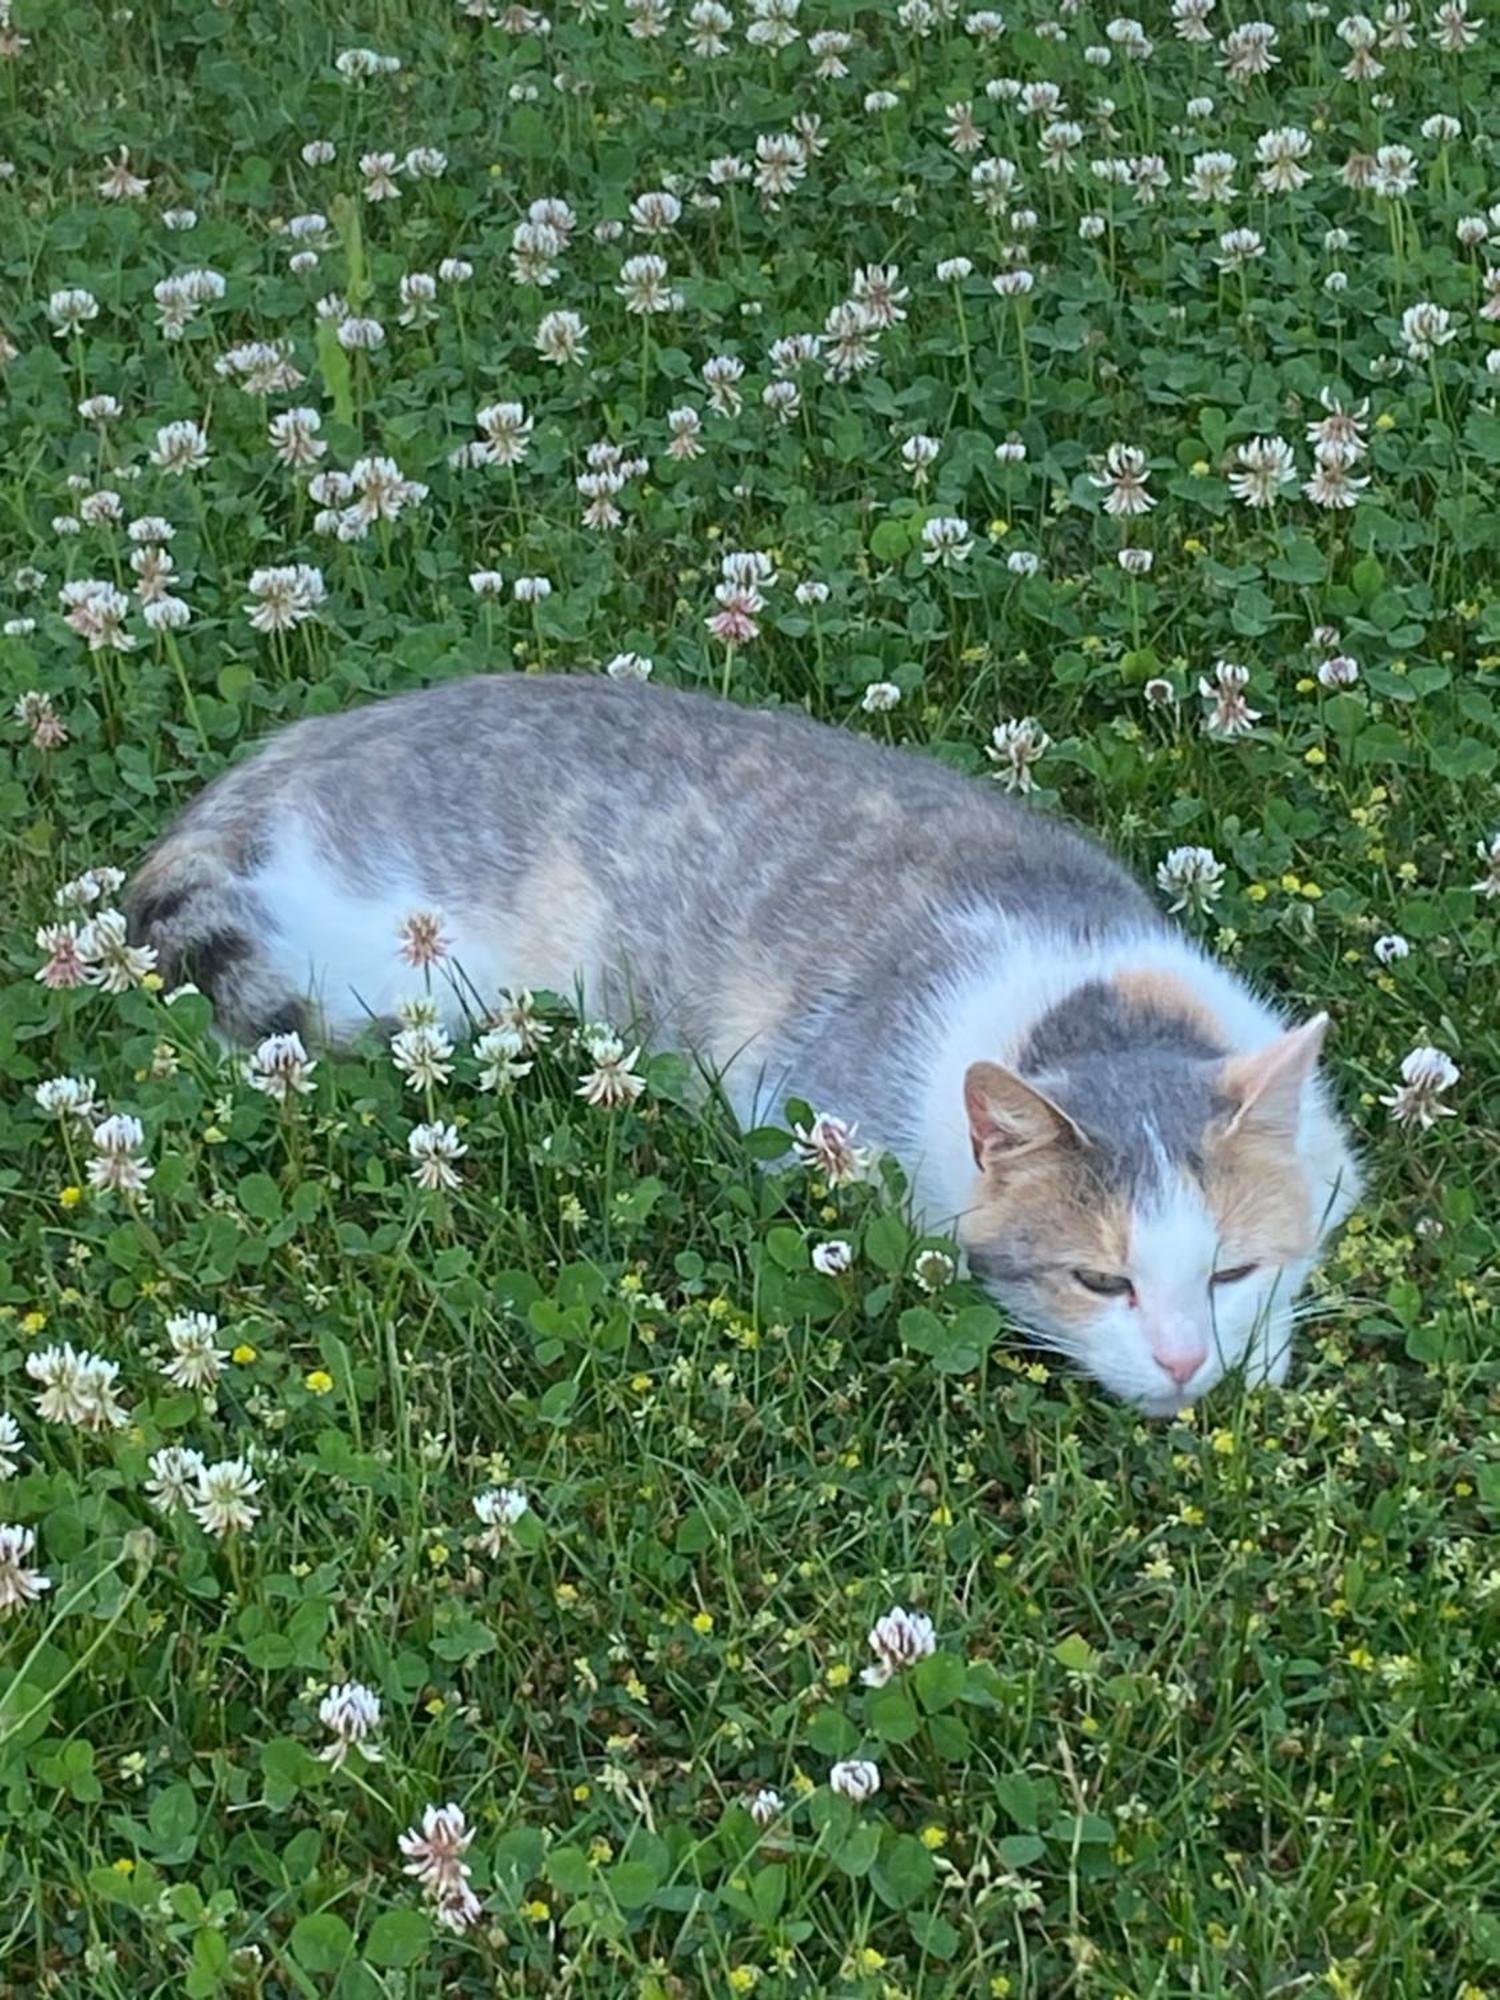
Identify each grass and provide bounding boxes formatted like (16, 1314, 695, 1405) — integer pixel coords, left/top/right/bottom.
(2, 0, 1500, 1994)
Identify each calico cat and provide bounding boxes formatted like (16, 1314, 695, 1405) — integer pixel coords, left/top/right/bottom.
(127, 674, 1359, 1414)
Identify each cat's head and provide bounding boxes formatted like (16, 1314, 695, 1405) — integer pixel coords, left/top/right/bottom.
(958, 1014, 1359, 1414)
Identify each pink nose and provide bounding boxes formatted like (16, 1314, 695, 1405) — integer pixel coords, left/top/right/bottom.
(1155, 1347, 1207, 1387)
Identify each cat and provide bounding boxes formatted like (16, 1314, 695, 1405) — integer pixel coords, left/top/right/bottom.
(127, 673, 1359, 1415)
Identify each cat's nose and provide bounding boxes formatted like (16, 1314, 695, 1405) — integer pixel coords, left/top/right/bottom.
(1154, 1345, 1207, 1387)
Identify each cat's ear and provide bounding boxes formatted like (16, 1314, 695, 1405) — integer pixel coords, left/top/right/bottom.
(964, 1062, 1088, 1171)
(1219, 1014, 1329, 1138)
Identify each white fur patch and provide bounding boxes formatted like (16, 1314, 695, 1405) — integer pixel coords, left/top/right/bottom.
(247, 826, 521, 1036)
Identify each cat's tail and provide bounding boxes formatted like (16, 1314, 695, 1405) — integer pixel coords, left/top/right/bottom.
(126, 825, 300, 1041)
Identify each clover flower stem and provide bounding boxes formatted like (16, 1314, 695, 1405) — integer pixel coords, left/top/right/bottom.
(720, 640, 736, 698)
(163, 631, 210, 751)
(0, 1548, 142, 1753)
(952, 284, 975, 405)
(1014, 300, 1032, 414)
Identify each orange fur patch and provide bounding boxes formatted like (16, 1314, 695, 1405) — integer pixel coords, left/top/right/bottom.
(1112, 966, 1226, 1047)
(1202, 1127, 1316, 1265)
(960, 1151, 1132, 1328)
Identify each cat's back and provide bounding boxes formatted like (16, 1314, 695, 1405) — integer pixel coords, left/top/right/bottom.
(133, 675, 1160, 1040)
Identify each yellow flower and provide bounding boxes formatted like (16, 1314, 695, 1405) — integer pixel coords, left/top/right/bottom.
(111, 1857, 135, 1875)
(304, 1369, 334, 1394)
(853, 1948, 886, 1974)
(990, 1979, 1014, 1998)
(1375, 410, 1396, 430)
(141, 970, 164, 992)
(573, 1783, 592, 1802)
(1246, 882, 1268, 902)
(59, 1185, 83, 1209)
(930, 1502, 954, 1525)
(1279, 872, 1301, 893)
(691, 1610, 714, 1635)
(21, 1310, 46, 1335)
(1296, 676, 1316, 693)
(231, 1343, 257, 1364)
(728, 1970, 761, 1994)
(588, 1837, 613, 1864)
(920, 1825, 948, 1850)
(427, 1543, 449, 1567)
(988, 517, 1010, 539)
(1211, 1428, 1236, 1456)
(1304, 748, 1327, 768)
(826, 1662, 852, 1689)
(523, 1898, 551, 1922)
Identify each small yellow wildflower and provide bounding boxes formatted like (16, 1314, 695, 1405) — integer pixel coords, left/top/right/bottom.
(21, 1310, 46, 1335)
(691, 1610, 714, 1635)
(59, 1185, 83, 1209)
(231, 1343, 257, 1364)
(523, 1899, 551, 1922)
(920, 1825, 947, 1850)
(304, 1369, 334, 1394)
(826, 1662, 852, 1689)
(728, 1970, 761, 1995)
(427, 1543, 449, 1567)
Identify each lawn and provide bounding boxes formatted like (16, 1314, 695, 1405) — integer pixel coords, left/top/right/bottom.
(2, 0, 1499, 1993)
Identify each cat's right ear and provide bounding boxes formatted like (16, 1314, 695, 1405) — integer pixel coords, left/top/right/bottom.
(963, 1062, 1089, 1171)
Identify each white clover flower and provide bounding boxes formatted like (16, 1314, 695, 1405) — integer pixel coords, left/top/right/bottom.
(605, 651, 653, 682)
(473, 1485, 530, 1554)
(1379, 1047, 1459, 1128)
(920, 515, 974, 567)
(793, 1114, 871, 1186)
(0, 1523, 51, 1616)
(34, 1074, 99, 1122)
(1400, 301, 1457, 361)
(318, 1681, 385, 1766)
(88, 1113, 153, 1196)
(161, 1312, 228, 1393)
(812, 1240, 853, 1277)
(986, 717, 1050, 792)
(150, 419, 211, 474)
(399, 1804, 481, 1932)
(409, 1122, 467, 1191)
(247, 1031, 317, 1100)
(145, 1445, 207, 1513)
(26, 1343, 129, 1431)
(1156, 845, 1226, 914)
(473, 1026, 533, 1092)
(190, 1457, 263, 1537)
(861, 1605, 937, 1686)
(0, 1412, 27, 1481)
(829, 1758, 881, 1802)
(912, 1249, 956, 1293)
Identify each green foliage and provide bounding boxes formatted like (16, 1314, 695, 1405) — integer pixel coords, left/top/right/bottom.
(1, 1, 1498, 1995)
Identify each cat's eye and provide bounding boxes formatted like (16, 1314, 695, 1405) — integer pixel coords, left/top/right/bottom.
(1210, 1262, 1259, 1286)
(1072, 1268, 1135, 1299)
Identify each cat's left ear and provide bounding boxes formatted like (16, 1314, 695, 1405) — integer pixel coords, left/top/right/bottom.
(1219, 1014, 1329, 1137)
